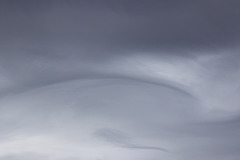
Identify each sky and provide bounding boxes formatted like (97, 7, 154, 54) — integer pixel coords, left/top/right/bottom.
(0, 0, 240, 160)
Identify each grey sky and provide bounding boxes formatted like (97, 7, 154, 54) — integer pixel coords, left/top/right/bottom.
(0, 1, 240, 160)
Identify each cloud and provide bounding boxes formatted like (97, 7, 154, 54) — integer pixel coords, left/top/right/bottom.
(0, 153, 48, 160)
(94, 128, 168, 152)
(0, 1, 240, 160)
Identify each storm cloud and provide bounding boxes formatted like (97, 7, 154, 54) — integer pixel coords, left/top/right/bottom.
(0, 1, 240, 160)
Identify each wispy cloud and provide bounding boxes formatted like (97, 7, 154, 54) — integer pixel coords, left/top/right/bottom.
(94, 128, 169, 152)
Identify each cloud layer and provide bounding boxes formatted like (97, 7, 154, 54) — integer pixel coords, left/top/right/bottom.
(0, 1, 240, 160)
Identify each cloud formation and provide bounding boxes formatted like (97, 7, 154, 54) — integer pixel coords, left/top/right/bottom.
(0, 1, 240, 160)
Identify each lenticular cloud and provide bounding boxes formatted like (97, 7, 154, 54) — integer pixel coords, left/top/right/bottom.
(0, 1, 240, 160)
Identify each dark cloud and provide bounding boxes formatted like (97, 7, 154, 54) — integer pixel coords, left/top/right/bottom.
(1, 0, 240, 55)
(0, 0, 240, 92)
(0, 1, 240, 160)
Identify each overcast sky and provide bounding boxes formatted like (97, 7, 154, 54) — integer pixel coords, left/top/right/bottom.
(0, 0, 240, 160)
